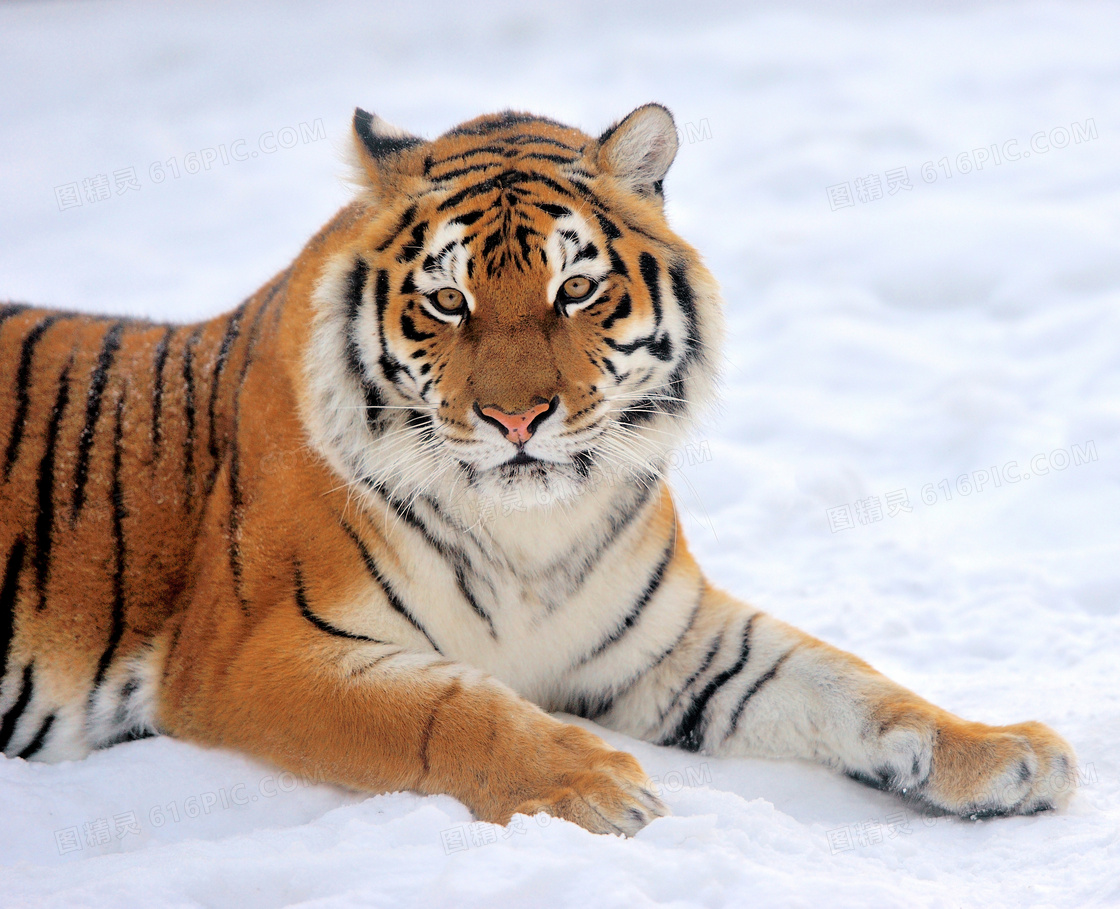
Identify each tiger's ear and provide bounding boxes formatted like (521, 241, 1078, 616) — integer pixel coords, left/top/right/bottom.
(350, 108, 424, 195)
(596, 104, 679, 198)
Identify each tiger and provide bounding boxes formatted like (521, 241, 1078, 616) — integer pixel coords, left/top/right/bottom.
(0, 104, 1076, 835)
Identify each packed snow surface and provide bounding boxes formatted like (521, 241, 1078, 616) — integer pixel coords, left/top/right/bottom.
(1, 1, 1118, 906)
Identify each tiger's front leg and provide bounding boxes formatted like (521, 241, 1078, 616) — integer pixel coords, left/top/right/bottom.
(603, 585, 1077, 818)
(156, 578, 667, 836)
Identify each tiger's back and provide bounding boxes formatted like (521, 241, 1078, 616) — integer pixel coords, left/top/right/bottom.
(0, 288, 279, 758)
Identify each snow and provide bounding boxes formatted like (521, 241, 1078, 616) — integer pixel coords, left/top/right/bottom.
(2, 1, 1118, 906)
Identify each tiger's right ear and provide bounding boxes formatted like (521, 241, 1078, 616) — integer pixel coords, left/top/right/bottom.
(350, 108, 424, 196)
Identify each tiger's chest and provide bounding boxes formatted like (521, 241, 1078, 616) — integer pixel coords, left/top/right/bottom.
(349, 480, 678, 705)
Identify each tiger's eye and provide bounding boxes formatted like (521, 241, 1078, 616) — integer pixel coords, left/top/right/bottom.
(432, 288, 466, 315)
(561, 276, 594, 301)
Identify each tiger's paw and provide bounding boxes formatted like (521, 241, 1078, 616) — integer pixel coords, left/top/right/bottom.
(857, 716, 1079, 818)
(922, 719, 1079, 817)
(498, 726, 668, 836)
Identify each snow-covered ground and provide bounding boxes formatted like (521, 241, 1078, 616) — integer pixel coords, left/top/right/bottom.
(2, 1, 1118, 906)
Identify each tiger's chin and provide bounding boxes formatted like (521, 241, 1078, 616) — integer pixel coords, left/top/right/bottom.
(462, 453, 594, 514)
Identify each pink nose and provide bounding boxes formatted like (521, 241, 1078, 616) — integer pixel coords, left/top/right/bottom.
(476, 400, 554, 444)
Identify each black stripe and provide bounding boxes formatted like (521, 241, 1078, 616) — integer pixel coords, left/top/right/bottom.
(241, 270, 287, 382)
(481, 229, 504, 258)
(375, 204, 418, 252)
(418, 679, 462, 775)
(95, 726, 157, 749)
(226, 287, 285, 617)
(436, 170, 526, 211)
(348, 650, 404, 678)
(449, 210, 485, 227)
(71, 321, 124, 522)
(724, 650, 793, 740)
(181, 326, 204, 502)
(116, 676, 141, 725)
(227, 406, 248, 614)
(202, 305, 247, 497)
(400, 314, 435, 343)
(206, 305, 246, 466)
(422, 239, 458, 274)
(577, 536, 675, 664)
(3, 315, 62, 482)
(613, 590, 704, 701)
(638, 253, 663, 326)
(447, 112, 564, 137)
(33, 360, 72, 610)
(514, 224, 539, 264)
(454, 563, 496, 638)
(657, 631, 724, 726)
(0, 304, 30, 330)
(89, 396, 127, 696)
(409, 497, 494, 636)
(399, 221, 428, 263)
(648, 334, 673, 361)
(343, 258, 388, 435)
(0, 663, 34, 752)
(663, 616, 757, 752)
(602, 293, 632, 330)
(605, 335, 665, 359)
(566, 691, 616, 721)
(430, 161, 503, 182)
(663, 264, 702, 418)
(594, 211, 622, 240)
(16, 712, 54, 759)
(606, 245, 629, 279)
(294, 562, 387, 643)
(518, 151, 578, 164)
(150, 326, 173, 457)
(572, 241, 599, 265)
(535, 202, 571, 218)
(427, 145, 508, 169)
(339, 520, 440, 652)
(361, 477, 430, 538)
(559, 481, 652, 600)
(503, 133, 577, 150)
(359, 480, 496, 637)
(374, 268, 406, 386)
(668, 263, 700, 360)
(0, 538, 26, 676)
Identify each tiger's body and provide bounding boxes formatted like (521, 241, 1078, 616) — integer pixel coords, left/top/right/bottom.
(0, 105, 1075, 833)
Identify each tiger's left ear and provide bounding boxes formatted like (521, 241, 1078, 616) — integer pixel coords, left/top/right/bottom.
(596, 104, 679, 198)
(351, 108, 424, 196)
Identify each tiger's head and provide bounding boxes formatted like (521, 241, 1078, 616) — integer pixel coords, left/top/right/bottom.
(304, 105, 723, 515)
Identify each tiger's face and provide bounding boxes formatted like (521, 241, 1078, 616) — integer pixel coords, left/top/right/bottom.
(305, 106, 723, 511)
